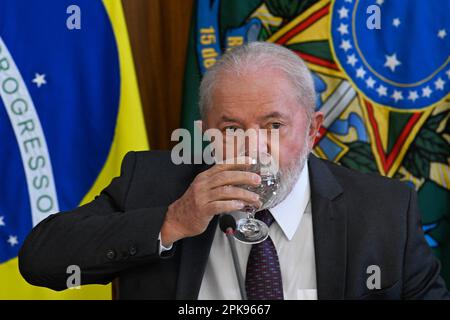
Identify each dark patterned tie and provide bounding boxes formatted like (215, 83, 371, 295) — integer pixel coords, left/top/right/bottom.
(245, 210, 284, 300)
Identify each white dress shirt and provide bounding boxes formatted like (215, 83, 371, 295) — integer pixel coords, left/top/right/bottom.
(198, 162, 317, 300)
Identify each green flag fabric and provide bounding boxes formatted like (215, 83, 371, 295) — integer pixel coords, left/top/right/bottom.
(181, 0, 450, 284)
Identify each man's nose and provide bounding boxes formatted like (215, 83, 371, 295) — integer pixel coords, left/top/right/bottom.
(240, 128, 269, 157)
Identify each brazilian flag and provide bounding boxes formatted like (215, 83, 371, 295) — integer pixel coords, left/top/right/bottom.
(0, 0, 148, 299)
(182, 0, 450, 283)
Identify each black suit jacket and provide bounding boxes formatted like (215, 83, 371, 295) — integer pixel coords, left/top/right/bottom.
(19, 151, 449, 299)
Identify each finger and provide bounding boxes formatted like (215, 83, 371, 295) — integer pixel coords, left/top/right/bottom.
(207, 186, 261, 207)
(209, 170, 261, 188)
(205, 200, 246, 216)
(205, 156, 254, 176)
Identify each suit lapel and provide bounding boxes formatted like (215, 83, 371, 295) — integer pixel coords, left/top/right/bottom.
(308, 155, 348, 299)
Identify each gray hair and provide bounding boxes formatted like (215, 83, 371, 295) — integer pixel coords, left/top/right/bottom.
(199, 42, 316, 121)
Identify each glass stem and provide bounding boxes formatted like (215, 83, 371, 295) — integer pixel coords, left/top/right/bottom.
(246, 206, 256, 219)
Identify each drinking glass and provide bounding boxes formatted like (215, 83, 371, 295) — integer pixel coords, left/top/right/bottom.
(233, 151, 280, 244)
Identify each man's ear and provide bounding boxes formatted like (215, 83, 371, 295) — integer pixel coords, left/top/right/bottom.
(309, 111, 324, 142)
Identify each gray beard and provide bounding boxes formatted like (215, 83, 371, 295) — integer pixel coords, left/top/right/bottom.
(268, 138, 311, 208)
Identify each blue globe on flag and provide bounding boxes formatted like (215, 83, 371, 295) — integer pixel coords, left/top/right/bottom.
(331, 0, 449, 110)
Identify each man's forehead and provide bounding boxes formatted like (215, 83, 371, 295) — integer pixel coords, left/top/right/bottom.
(207, 69, 301, 121)
(219, 67, 290, 84)
(212, 76, 296, 103)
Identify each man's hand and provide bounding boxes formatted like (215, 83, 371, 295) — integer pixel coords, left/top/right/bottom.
(160, 159, 261, 247)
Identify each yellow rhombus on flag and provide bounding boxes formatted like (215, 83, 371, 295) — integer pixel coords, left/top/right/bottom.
(0, 0, 148, 299)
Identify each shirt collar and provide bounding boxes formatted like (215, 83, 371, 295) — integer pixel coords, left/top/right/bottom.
(270, 161, 311, 241)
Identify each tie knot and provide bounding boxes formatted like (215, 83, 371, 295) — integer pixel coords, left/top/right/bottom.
(255, 209, 274, 227)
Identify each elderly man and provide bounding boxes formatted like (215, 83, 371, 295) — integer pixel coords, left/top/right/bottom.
(19, 42, 449, 299)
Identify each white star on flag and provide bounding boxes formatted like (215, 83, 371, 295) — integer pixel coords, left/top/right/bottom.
(340, 40, 352, 52)
(338, 6, 349, 19)
(438, 29, 447, 39)
(366, 77, 376, 88)
(392, 90, 404, 102)
(376, 0, 384, 5)
(0, 216, 4, 226)
(392, 18, 401, 27)
(7, 235, 18, 247)
(408, 91, 419, 102)
(376, 85, 388, 97)
(422, 86, 432, 98)
(356, 67, 366, 79)
(337, 23, 349, 35)
(346, 54, 358, 66)
(384, 53, 401, 72)
(434, 78, 445, 90)
(32, 73, 47, 88)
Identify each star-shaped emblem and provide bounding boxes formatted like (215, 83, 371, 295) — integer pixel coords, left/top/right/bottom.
(346, 54, 358, 67)
(434, 78, 445, 90)
(366, 77, 376, 88)
(438, 29, 447, 39)
(392, 90, 404, 102)
(392, 18, 401, 28)
(340, 40, 352, 52)
(337, 23, 349, 35)
(7, 235, 18, 247)
(422, 86, 432, 98)
(356, 67, 366, 79)
(32, 73, 47, 88)
(384, 53, 401, 72)
(338, 6, 349, 19)
(376, 85, 388, 97)
(408, 91, 419, 102)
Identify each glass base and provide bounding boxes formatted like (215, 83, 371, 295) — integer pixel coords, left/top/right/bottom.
(234, 218, 269, 244)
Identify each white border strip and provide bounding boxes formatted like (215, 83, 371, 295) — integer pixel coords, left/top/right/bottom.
(0, 37, 59, 226)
